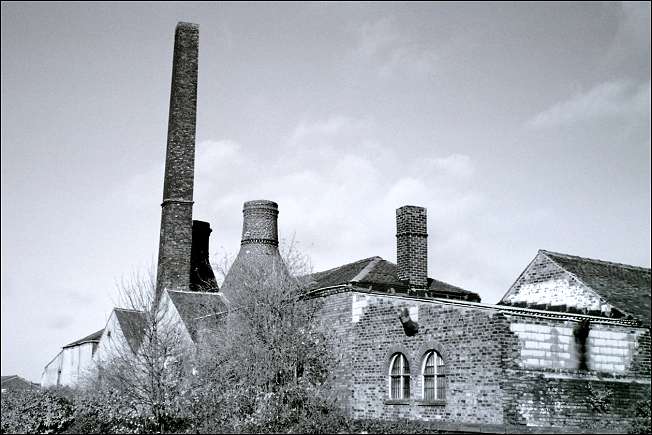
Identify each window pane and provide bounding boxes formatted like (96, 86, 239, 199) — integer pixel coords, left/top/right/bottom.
(424, 352, 435, 375)
(402, 354, 410, 375)
(391, 355, 401, 375)
(391, 376, 401, 399)
(424, 375, 435, 400)
(402, 375, 410, 398)
(390, 353, 410, 399)
(436, 375, 446, 399)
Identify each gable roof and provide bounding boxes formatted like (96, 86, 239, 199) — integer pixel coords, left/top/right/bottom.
(114, 308, 147, 353)
(306, 256, 480, 302)
(1, 375, 37, 389)
(542, 250, 651, 326)
(166, 290, 228, 341)
(63, 328, 104, 348)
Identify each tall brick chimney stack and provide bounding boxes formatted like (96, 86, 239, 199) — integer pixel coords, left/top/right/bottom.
(156, 22, 199, 296)
(396, 205, 428, 289)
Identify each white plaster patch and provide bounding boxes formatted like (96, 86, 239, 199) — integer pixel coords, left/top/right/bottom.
(408, 305, 418, 322)
(506, 278, 601, 310)
(590, 338, 630, 348)
(512, 321, 641, 374)
(589, 330, 628, 341)
(351, 294, 370, 323)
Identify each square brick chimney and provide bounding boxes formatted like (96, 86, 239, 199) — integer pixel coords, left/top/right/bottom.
(396, 205, 428, 289)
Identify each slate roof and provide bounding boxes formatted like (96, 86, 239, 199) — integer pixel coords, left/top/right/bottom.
(1, 375, 38, 390)
(63, 328, 104, 348)
(114, 309, 147, 353)
(306, 256, 480, 302)
(166, 290, 228, 341)
(542, 250, 651, 326)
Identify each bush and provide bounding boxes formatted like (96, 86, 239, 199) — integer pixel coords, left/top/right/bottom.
(1, 389, 74, 434)
(628, 398, 652, 434)
(64, 390, 192, 434)
(348, 419, 447, 434)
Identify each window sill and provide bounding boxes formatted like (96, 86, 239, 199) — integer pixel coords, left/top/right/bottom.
(416, 400, 446, 406)
(384, 399, 410, 405)
(383, 399, 447, 407)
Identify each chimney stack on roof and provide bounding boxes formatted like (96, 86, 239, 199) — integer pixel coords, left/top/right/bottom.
(396, 205, 428, 289)
(156, 22, 199, 296)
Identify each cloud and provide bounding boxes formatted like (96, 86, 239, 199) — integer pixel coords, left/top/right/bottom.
(98, 115, 554, 304)
(354, 17, 438, 79)
(526, 80, 650, 129)
(185, 115, 505, 301)
(603, 2, 651, 73)
(47, 315, 74, 330)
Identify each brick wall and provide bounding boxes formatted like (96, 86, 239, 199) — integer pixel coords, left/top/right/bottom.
(503, 314, 650, 431)
(316, 290, 508, 429)
(313, 289, 651, 433)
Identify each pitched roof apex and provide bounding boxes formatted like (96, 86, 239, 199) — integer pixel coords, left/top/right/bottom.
(114, 307, 145, 313)
(167, 289, 226, 296)
(539, 249, 651, 272)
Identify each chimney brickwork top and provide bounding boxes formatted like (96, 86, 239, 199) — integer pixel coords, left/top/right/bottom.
(241, 200, 279, 247)
(396, 205, 428, 289)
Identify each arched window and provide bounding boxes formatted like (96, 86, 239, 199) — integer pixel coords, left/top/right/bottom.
(422, 350, 445, 400)
(389, 353, 410, 399)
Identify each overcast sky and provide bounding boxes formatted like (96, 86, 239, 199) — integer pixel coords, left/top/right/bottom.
(2, 2, 650, 382)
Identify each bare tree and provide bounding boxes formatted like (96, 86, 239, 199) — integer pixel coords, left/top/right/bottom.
(194, 238, 345, 433)
(83, 270, 196, 433)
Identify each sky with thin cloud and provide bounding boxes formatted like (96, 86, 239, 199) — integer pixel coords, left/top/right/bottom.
(2, 2, 650, 382)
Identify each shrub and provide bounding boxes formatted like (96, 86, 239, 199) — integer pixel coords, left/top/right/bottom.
(628, 398, 652, 434)
(1, 389, 74, 434)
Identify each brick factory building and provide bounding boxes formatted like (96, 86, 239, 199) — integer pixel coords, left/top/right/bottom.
(41, 22, 651, 433)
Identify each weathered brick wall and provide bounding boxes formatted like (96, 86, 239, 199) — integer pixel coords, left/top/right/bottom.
(503, 373, 651, 432)
(309, 290, 354, 412)
(508, 319, 648, 374)
(502, 253, 603, 311)
(314, 289, 651, 433)
(503, 314, 651, 432)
